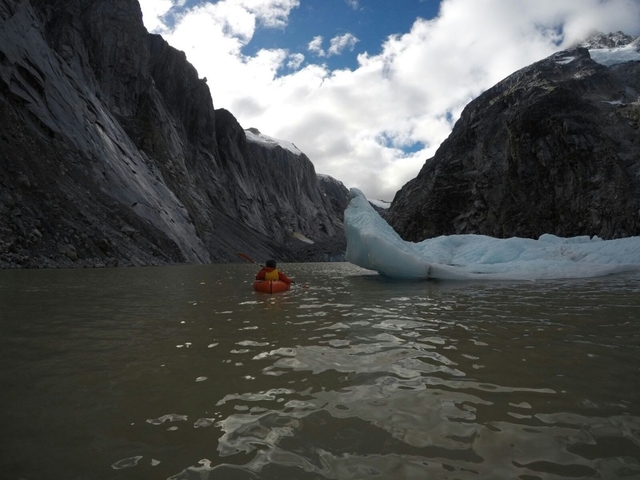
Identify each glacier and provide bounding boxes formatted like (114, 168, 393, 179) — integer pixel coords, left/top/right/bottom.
(587, 37, 640, 67)
(344, 188, 640, 281)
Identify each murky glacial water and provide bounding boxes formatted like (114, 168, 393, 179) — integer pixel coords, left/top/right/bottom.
(0, 263, 639, 480)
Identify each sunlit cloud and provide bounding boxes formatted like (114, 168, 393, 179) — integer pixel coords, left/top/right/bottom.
(308, 33, 359, 57)
(138, 0, 174, 32)
(287, 52, 305, 69)
(328, 33, 359, 56)
(242, 0, 301, 28)
(141, 0, 640, 201)
(345, 0, 359, 10)
(308, 35, 325, 56)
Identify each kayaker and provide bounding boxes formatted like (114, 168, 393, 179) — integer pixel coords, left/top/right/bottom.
(255, 259, 292, 285)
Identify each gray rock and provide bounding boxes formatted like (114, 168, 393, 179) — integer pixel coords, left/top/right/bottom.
(64, 245, 77, 261)
(16, 172, 30, 189)
(120, 225, 137, 237)
(1, 192, 15, 207)
(318, 174, 350, 221)
(29, 228, 42, 244)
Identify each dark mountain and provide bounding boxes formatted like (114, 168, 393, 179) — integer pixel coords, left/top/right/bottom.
(387, 32, 640, 241)
(0, 0, 347, 268)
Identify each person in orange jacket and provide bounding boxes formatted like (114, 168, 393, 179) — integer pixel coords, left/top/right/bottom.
(255, 259, 292, 284)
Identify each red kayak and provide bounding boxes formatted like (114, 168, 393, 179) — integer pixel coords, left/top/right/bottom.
(253, 280, 290, 293)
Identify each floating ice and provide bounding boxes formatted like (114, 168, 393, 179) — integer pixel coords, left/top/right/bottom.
(344, 188, 640, 281)
(194, 418, 215, 428)
(111, 456, 143, 470)
(238, 340, 270, 347)
(146, 413, 188, 425)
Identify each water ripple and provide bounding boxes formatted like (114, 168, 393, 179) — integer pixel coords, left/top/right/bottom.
(2, 264, 639, 479)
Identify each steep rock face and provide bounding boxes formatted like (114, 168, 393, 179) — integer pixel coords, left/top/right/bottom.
(0, 0, 345, 268)
(317, 174, 350, 223)
(388, 35, 640, 241)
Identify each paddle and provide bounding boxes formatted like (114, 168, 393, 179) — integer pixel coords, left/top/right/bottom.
(237, 253, 307, 288)
(237, 252, 264, 267)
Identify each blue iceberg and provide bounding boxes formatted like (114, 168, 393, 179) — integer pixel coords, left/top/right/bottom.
(344, 188, 640, 280)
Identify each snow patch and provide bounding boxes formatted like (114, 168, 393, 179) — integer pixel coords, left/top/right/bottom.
(292, 231, 315, 244)
(245, 128, 302, 156)
(317, 173, 346, 187)
(555, 56, 575, 65)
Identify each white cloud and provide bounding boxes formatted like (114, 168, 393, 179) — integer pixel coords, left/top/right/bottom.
(308, 35, 325, 56)
(287, 52, 305, 69)
(345, 0, 359, 10)
(140, 0, 640, 201)
(138, 0, 174, 32)
(241, 0, 301, 28)
(328, 33, 359, 56)
(308, 33, 359, 57)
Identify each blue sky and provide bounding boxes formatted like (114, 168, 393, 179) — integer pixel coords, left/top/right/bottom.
(139, 0, 640, 201)
(246, 1, 442, 72)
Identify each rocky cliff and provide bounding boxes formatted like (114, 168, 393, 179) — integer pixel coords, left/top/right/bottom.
(0, 0, 346, 268)
(387, 33, 640, 241)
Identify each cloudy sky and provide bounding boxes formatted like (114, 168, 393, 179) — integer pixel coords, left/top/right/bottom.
(138, 0, 640, 201)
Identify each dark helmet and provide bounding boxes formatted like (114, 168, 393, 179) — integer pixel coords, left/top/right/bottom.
(266, 259, 276, 268)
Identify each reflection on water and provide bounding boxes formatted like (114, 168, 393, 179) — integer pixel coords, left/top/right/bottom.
(1, 263, 639, 479)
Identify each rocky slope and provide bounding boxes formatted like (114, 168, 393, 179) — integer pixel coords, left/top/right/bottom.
(387, 33, 640, 241)
(0, 0, 347, 268)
